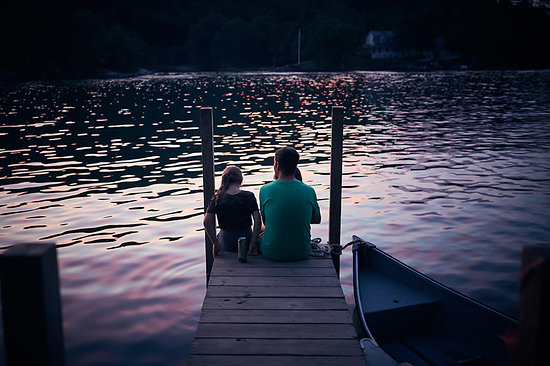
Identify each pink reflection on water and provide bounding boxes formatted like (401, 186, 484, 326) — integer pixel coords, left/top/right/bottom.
(60, 236, 205, 364)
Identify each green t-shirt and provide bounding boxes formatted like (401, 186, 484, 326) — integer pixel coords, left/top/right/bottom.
(259, 180, 320, 261)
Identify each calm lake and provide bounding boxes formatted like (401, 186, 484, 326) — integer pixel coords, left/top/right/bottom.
(1, 71, 549, 365)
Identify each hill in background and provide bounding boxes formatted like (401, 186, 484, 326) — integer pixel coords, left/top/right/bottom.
(1, 0, 549, 79)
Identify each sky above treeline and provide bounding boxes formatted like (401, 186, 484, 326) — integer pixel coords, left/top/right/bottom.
(1, 0, 549, 79)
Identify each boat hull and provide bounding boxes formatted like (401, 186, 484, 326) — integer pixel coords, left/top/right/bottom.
(352, 237, 517, 366)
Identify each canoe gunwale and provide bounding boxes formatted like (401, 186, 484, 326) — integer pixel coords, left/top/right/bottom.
(352, 235, 517, 353)
(352, 235, 516, 323)
(352, 239, 377, 344)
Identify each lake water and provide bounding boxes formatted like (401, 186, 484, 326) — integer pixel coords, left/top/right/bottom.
(1, 71, 549, 365)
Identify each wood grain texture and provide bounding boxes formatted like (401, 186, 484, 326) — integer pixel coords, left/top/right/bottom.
(206, 285, 344, 298)
(194, 323, 358, 338)
(208, 275, 340, 287)
(213, 255, 334, 268)
(211, 266, 336, 277)
(188, 253, 363, 366)
(190, 338, 363, 356)
(201, 297, 348, 310)
(198, 309, 353, 324)
(187, 355, 366, 366)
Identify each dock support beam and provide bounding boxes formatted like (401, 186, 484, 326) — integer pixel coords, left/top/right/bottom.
(518, 245, 550, 366)
(0, 243, 65, 366)
(329, 106, 344, 277)
(200, 107, 215, 284)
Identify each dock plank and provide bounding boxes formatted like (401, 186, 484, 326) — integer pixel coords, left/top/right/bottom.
(190, 338, 363, 356)
(206, 285, 344, 298)
(211, 266, 336, 277)
(208, 275, 341, 287)
(188, 253, 363, 366)
(187, 355, 366, 366)
(213, 256, 334, 268)
(199, 309, 353, 323)
(201, 297, 348, 310)
(194, 323, 358, 338)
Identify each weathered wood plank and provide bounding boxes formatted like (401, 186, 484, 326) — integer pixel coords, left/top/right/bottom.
(198, 309, 353, 324)
(214, 256, 333, 268)
(211, 267, 336, 277)
(189, 249, 362, 365)
(208, 275, 340, 287)
(194, 323, 358, 338)
(201, 297, 348, 310)
(190, 338, 363, 356)
(187, 355, 366, 366)
(206, 285, 344, 298)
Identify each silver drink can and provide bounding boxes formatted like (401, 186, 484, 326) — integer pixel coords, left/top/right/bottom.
(238, 237, 247, 263)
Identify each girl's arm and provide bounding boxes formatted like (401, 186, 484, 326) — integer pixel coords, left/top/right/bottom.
(203, 213, 223, 255)
(249, 210, 262, 256)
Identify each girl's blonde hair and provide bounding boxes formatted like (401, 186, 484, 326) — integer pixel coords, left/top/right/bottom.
(214, 166, 243, 204)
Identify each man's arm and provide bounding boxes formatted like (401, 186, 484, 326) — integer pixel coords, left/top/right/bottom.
(310, 187, 321, 224)
(311, 211, 321, 224)
(259, 188, 266, 223)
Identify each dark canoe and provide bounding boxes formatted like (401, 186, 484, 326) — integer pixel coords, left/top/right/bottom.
(351, 236, 517, 366)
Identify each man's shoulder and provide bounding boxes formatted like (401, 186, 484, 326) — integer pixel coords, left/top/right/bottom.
(260, 180, 278, 192)
(299, 181, 316, 193)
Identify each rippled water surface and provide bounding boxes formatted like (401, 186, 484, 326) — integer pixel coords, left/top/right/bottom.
(1, 71, 549, 365)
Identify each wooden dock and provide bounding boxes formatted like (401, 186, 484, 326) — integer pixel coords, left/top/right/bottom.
(187, 252, 364, 366)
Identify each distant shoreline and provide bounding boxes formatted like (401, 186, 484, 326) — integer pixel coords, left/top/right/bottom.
(2, 64, 550, 84)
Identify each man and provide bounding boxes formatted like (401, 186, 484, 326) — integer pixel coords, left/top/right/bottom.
(258, 147, 321, 261)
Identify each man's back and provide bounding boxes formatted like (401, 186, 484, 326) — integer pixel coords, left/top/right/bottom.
(260, 180, 320, 261)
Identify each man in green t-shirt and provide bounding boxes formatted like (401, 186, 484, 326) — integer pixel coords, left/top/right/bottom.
(258, 147, 321, 261)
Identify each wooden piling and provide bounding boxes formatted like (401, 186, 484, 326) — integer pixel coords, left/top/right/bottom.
(518, 244, 550, 366)
(0, 243, 65, 366)
(200, 107, 215, 284)
(329, 106, 344, 276)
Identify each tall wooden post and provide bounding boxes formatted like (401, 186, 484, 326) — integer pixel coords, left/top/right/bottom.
(329, 106, 344, 276)
(518, 245, 550, 366)
(200, 107, 215, 284)
(0, 243, 66, 366)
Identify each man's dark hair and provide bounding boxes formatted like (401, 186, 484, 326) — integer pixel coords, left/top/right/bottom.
(275, 147, 299, 176)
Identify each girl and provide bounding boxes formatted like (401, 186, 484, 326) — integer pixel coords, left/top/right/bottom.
(203, 166, 261, 256)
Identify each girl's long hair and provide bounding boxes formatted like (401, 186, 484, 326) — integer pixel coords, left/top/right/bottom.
(213, 166, 243, 205)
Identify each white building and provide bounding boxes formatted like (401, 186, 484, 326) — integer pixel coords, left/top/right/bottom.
(358, 30, 421, 59)
(362, 31, 400, 59)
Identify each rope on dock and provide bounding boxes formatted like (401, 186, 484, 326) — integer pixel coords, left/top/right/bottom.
(310, 238, 330, 257)
(310, 237, 364, 258)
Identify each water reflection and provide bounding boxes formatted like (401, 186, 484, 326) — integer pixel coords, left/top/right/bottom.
(0, 71, 549, 365)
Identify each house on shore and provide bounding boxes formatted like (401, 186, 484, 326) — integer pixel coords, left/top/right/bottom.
(357, 31, 417, 59)
(357, 30, 461, 69)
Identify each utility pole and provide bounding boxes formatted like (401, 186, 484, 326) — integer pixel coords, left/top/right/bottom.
(298, 28, 301, 65)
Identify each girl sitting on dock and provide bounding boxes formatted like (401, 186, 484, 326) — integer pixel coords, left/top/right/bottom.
(203, 166, 261, 256)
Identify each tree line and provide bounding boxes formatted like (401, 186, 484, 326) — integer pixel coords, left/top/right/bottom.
(1, 0, 549, 80)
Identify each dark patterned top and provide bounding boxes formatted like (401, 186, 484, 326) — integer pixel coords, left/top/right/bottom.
(207, 190, 259, 231)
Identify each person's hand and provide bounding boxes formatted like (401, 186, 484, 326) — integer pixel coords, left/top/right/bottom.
(248, 241, 259, 256)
